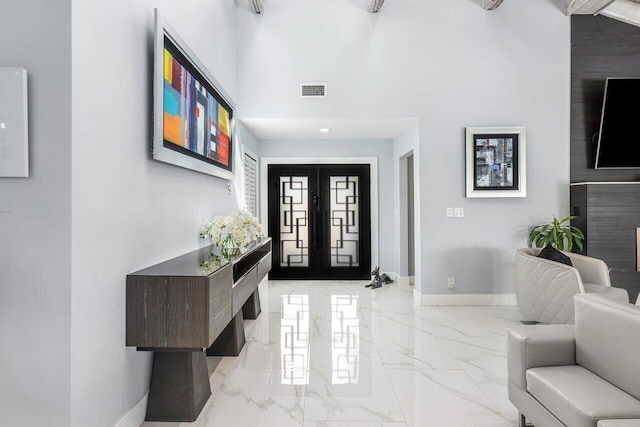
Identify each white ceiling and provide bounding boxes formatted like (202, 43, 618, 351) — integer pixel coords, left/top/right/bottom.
(566, 0, 640, 28)
(238, 117, 417, 140)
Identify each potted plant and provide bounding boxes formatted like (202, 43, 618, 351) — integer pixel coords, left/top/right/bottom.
(528, 215, 584, 252)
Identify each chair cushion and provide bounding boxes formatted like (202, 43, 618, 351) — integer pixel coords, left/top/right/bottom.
(526, 365, 640, 427)
(538, 244, 573, 266)
(583, 283, 629, 304)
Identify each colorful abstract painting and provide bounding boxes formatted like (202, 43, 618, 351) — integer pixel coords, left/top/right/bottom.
(163, 47, 232, 168)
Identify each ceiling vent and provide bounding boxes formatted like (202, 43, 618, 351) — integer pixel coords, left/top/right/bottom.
(249, 0, 264, 14)
(300, 83, 327, 98)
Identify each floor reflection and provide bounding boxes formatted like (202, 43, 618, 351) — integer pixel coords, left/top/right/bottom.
(331, 295, 359, 384)
(279, 293, 361, 386)
(280, 294, 309, 385)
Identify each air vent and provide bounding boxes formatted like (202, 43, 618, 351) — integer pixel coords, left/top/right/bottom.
(300, 83, 327, 98)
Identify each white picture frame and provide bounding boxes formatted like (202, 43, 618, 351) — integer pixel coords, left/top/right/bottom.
(152, 9, 235, 181)
(465, 126, 526, 198)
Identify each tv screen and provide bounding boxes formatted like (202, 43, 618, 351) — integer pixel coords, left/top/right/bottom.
(595, 77, 640, 169)
(152, 9, 235, 180)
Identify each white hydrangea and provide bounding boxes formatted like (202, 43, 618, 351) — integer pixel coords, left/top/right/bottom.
(199, 209, 264, 250)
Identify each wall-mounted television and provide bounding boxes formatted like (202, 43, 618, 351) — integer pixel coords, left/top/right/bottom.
(594, 77, 640, 169)
(152, 9, 235, 180)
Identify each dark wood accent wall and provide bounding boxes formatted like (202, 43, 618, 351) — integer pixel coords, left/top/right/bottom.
(571, 15, 640, 183)
(571, 183, 640, 302)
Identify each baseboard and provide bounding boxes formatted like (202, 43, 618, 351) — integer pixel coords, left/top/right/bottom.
(114, 394, 147, 427)
(386, 271, 399, 280)
(415, 291, 517, 306)
(385, 272, 412, 286)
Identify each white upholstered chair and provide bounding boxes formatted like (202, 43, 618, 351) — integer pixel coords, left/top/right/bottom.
(514, 248, 629, 324)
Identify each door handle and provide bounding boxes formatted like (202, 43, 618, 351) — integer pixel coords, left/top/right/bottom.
(311, 194, 319, 249)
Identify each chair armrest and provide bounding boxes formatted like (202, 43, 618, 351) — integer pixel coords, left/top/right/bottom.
(507, 324, 576, 390)
(566, 252, 611, 286)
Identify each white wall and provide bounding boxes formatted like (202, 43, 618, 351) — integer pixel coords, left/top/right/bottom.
(238, 122, 260, 156)
(393, 122, 422, 288)
(0, 1, 72, 425)
(70, 0, 238, 425)
(237, 0, 571, 295)
(259, 138, 395, 271)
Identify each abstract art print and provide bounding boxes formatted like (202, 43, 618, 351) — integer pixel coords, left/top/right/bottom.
(163, 42, 231, 168)
(152, 10, 235, 181)
(465, 126, 526, 198)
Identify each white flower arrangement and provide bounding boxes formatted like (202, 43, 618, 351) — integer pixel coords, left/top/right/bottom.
(199, 210, 264, 253)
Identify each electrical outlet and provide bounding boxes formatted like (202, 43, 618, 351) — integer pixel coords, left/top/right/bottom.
(447, 277, 455, 289)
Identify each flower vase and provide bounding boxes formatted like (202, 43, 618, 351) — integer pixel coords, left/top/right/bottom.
(220, 236, 241, 259)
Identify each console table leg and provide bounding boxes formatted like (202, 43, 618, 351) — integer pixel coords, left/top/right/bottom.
(145, 351, 211, 422)
(242, 288, 262, 319)
(206, 311, 246, 356)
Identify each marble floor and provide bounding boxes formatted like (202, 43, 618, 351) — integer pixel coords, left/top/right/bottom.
(142, 279, 522, 427)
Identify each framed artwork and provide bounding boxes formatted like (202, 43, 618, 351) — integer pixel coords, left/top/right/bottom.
(152, 10, 235, 181)
(465, 126, 526, 198)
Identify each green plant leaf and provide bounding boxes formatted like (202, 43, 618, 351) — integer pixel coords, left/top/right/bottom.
(528, 214, 584, 252)
(571, 227, 584, 239)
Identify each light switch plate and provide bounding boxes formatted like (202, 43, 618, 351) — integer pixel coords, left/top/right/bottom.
(447, 207, 464, 218)
(0, 67, 28, 177)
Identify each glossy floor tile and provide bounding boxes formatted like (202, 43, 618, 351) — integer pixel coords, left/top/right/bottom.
(141, 280, 519, 427)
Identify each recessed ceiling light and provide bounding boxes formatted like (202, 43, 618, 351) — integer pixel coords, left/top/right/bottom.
(319, 128, 331, 133)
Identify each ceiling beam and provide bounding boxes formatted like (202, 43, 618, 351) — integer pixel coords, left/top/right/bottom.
(249, 0, 264, 14)
(483, 0, 505, 10)
(369, 0, 385, 13)
(598, 0, 640, 27)
(566, 0, 615, 15)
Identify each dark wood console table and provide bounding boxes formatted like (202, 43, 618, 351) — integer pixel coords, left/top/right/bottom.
(126, 237, 271, 422)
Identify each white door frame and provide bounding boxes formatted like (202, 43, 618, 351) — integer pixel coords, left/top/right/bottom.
(260, 156, 379, 271)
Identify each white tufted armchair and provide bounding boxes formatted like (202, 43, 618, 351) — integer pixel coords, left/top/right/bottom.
(514, 248, 629, 324)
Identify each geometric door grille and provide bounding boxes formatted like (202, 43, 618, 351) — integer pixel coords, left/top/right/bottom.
(330, 176, 360, 267)
(279, 176, 309, 267)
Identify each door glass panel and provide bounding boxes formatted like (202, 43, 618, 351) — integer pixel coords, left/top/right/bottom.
(330, 176, 359, 267)
(280, 176, 309, 267)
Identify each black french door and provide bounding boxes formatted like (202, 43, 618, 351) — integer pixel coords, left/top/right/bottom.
(268, 164, 371, 280)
